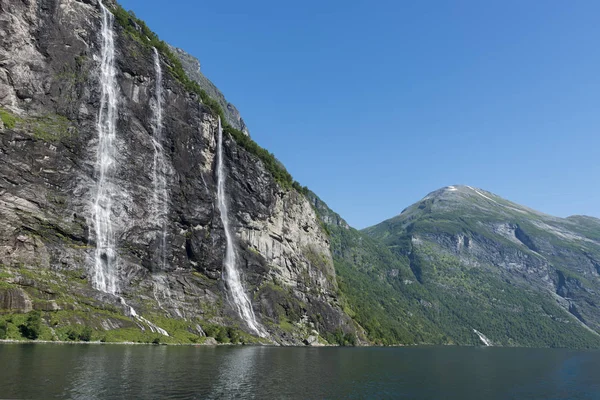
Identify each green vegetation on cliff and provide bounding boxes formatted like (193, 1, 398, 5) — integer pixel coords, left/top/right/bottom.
(0, 108, 18, 129)
(0, 107, 74, 142)
(310, 189, 600, 349)
(110, 4, 304, 191)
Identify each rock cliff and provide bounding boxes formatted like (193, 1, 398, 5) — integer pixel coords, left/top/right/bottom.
(0, 0, 358, 344)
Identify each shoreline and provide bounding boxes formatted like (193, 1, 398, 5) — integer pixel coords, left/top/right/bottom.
(0, 338, 251, 346)
(0, 338, 344, 347)
(1, 339, 596, 350)
(0, 338, 475, 349)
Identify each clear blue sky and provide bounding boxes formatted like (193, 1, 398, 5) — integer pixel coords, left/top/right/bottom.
(120, 0, 600, 229)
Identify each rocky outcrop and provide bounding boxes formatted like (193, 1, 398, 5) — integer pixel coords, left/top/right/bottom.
(0, 0, 358, 344)
(0, 288, 32, 313)
(169, 45, 250, 136)
(307, 191, 350, 229)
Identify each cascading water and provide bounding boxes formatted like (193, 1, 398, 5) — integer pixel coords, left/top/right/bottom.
(92, 2, 168, 336)
(473, 329, 492, 346)
(216, 118, 265, 337)
(121, 297, 169, 336)
(150, 48, 169, 270)
(93, 0, 118, 294)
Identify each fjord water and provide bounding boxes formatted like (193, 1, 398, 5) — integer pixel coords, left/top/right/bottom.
(1, 345, 598, 399)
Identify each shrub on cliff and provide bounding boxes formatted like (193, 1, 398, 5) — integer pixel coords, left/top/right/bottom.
(0, 321, 7, 339)
(80, 326, 93, 342)
(19, 311, 42, 340)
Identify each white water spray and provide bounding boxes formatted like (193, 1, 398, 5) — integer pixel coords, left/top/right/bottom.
(120, 297, 169, 336)
(93, 0, 118, 294)
(150, 47, 169, 270)
(92, 2, 168, 336)
(216, 118, 265, 337)
(473, 329, 492, 346)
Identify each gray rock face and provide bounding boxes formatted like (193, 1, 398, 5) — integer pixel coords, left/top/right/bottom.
(0, 288, 32, 313)
(307, 191, 350, 229)
(0, 0, 357, 344)
(168, 45, 250, 136)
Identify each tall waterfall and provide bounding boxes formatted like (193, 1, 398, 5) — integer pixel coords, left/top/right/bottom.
(93, 0, 118, 294)
(151, 47, 169, 269)
(216, 118, 265, 337)
(92, 3, 168, 336)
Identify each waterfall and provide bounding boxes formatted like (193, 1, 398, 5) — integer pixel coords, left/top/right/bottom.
(216, 118, 265, 337)
(92, 2, 168, 336)
(120, 297, 169, 336)
(473, 329, 492, 346)
(93, 0, 118, 294)
(151, 47, 169, 270)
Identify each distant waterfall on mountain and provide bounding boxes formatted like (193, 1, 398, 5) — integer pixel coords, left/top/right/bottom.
(473, 329, 492, 346)
(216, 118, 265, 337)
(151, 47, 169, 270)
(93, 0, 118, 294)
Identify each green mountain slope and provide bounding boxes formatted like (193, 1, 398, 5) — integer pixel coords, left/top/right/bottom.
(359, 185, 600, 348)
(308, 192, 447, 345)
(310, 186, 600, 348)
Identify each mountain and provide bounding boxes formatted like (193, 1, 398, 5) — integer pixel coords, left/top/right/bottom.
(0, 0, 359, 345)
(308, 191, 452, 345)
(1, 0, 599, 350)
(360, 185, 600, 348)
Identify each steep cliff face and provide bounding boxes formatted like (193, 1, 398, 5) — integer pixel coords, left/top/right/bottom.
(0, 0, 357, 344)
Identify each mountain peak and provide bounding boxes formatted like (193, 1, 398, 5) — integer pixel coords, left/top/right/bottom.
(385, 185, 551, 229)
(424, 185, 496, 201)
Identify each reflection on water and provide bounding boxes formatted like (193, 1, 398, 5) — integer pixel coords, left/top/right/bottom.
(0, 344, 599, 399)
(209, 346, 262, 398)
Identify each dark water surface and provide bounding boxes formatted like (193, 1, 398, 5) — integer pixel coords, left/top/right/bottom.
(0, 344, 599, 399)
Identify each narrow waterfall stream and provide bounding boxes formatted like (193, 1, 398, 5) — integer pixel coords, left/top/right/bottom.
(216, 118, 265, 337)
(473, 329, 492, 346)
(151, 47, 169, 270)
(93, 2, 168, 336)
